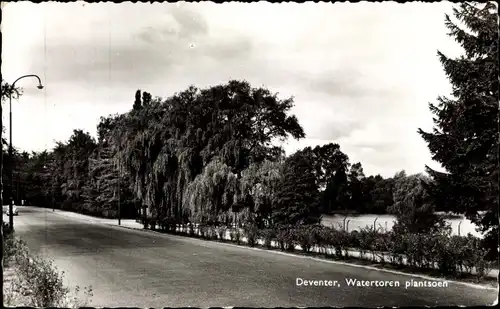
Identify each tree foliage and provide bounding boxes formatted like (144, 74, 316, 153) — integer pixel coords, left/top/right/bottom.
(272, 150, 321, 226)
(389, 173, 449, 235)
(418, 2, 498, 259)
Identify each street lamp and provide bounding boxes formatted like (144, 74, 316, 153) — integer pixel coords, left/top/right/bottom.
(7, 75, 44, 230)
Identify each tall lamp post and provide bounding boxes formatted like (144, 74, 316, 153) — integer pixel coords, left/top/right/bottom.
(7, 75, 44, 230)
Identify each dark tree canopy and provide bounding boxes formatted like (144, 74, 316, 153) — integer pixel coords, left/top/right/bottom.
(418, 2, 498, 259)
(272, 150, 321, 226)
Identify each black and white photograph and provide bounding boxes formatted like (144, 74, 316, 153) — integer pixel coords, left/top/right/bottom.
(1, 1, 498, 307)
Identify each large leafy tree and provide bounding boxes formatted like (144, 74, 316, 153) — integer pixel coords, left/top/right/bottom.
(113, 80, 305, 225)
(299, 143, 351, 214)
(366, 175, 394, 214)
(53, 130, 97, 211)
(303, 143, 350, 190)
(321, 166, 348, 214)
(418, 2, 498, 259)
(82, 132, 136, 218)
(17, 151, 52, 206)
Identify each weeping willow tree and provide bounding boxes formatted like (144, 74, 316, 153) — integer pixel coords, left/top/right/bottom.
(109, 80, 305, 226)
(182, 157, 236, 223)
(239, 160, 284, 228)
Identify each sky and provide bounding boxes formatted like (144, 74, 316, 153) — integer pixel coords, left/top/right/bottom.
(2, 1, 464, 178)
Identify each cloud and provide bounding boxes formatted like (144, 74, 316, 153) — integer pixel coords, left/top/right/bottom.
(2, 1, 462, 178)
(134, 6, 254, 63)
(311, 119, 365, 141)
(19, 3, 254, 95)
(303, 68, 407, 100)
(348, 141, 399, 153)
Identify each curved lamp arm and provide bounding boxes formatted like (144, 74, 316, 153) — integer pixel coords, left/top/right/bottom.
(12, 74, 44, 90)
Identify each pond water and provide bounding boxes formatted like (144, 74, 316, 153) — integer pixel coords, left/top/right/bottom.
(321, 213, 484, 238)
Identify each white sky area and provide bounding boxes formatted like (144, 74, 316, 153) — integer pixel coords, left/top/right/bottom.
(2, 1, 464, 178)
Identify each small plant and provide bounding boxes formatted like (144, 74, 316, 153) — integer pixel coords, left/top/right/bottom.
(149, 219, 157, 230)
(188, 223, 195, 236)
(62, 285, 94, 307)
(276, 225, 294, 252)
(294, 225, 317, 253)
(243, 223, 259, 247)
(199, 224, 208, 239)
(3, 234, 93, 307)
(208, 226, 218, 240)
(230, 228, 242, 244)
(260, 228, 277, 249)
(216, 226, 227, 241)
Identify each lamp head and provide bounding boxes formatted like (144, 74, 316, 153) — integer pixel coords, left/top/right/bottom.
(37, 84, 44, 90)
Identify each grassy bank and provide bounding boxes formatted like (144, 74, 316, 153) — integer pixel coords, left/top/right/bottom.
(2, 223, 93, 307)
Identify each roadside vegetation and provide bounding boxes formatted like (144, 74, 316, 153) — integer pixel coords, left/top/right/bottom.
(136, 219, 496, 284)
(2, 1, 498, 284)
(2, 223, 93, 307)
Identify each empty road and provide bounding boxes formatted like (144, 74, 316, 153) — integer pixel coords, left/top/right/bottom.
(7, 206, 498, 307)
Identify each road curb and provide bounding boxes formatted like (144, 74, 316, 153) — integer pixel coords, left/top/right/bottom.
(51, 209, 498, 291)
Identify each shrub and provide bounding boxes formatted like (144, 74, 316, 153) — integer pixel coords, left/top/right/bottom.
(416, 233, 437, 269)
(294, 225, 318, 253)
(230, 228, 242, 244)
(142, 217, 149, 229)
(403, 233, 421, 267)
(259, 228, 277, 249)
(3, 234, 93, 307)
(349, 230, 361, 248)
(169, 220, 178, 233)
(243, 223, 259, 247)
(188, 223, 195, 236)
(276, 225, 294, 252)
(317, 226, 334, 257)
(157, 218, 167, 231)
(464, 236, 494, 281)
(199, 224, 208, 239)
(431, 234, 458, 275)
(208, 226, 218, 240)
(356, 227, 374, 259)
(149, 219, 157, 230)
(387, 232, 406, 266)
(216, 226, 227, 240)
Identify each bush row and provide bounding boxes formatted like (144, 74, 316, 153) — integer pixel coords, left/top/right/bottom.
(142, 218, 494, 280)
(3, 223, 93, 307)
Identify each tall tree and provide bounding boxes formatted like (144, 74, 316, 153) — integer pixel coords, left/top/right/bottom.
(114, 80, 305, 224)
(57, 130, 97, 211)
(303, 143, 350, 190)
(272, 150, 321, 226)
(347, 162, 365, 212)
(321, 166, 349, 214)
(368, 176, 394, 214)
(133, 90, 142, 110)
(418, 2, 498, 259)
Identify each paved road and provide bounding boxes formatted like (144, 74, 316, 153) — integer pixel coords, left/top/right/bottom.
(7, 206, 498, 307)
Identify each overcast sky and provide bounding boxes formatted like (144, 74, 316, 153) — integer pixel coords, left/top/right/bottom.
(2, 1, 463, 178)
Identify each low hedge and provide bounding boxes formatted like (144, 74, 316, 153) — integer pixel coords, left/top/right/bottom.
(148, 220, 495, 280)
